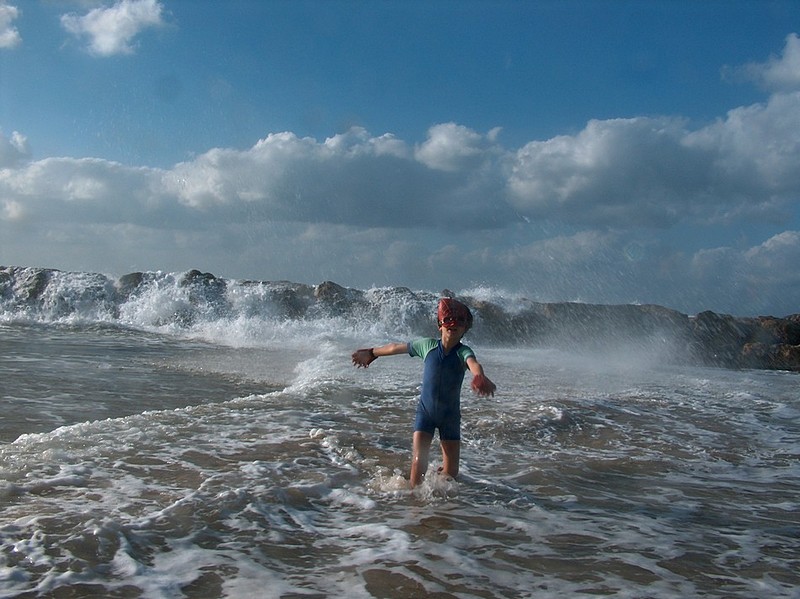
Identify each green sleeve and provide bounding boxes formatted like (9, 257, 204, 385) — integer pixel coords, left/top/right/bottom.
(458, 344, 476, 365)
(409, 338, 438, 359)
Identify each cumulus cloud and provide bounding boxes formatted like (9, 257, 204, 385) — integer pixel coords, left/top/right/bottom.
(0, 155, 171, 226)
(3, 81, 797, 236)
(725, 33, 800, 92)
(415, 123, 493, 172)
(61, 0, 164, 56)
(507, 117, 711, 227)
(160, 127, 508, 229)
(689, 231, 800, 314)
(2, 95, 799, 232)
(745, 230, 800, 284)
(2, 98, 799, 233)
(0, 2, 21, 49)
(0, 129, 29, 167)
(685, 92, 800, 200)
(154, 96, 799, 234)
(508, 91, 800, 227)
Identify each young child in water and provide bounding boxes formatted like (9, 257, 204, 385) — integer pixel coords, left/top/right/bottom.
(352, 298, 496, 488)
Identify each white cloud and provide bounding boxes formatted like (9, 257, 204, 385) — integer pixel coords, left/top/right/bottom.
(61, 0, 164, 57)
(2, 104, 799, 231)
(2, 103, 798, 234)
(498, 230, 617, 270)
(0, 156, 165, 224)
(507, 117, 709, 226)
(745, 230, 800, 284)
(689, 231, 800, 315)
(4, 83, 796, 237)
(0, 129, 28, 167)
(0, 2, 21, 49)
(726, 33, 800, 92)
(160, 128, 492, 228)
(1, 78, 799, 314)
(414, 123, 490, 172)
(685, 92, 800, 199)
(508, 91, 800, 227)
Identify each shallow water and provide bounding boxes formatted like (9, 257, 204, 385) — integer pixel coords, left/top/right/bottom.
(1, 320, 798, 598)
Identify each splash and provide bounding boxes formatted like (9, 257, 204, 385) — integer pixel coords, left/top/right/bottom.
(2, 265, 797, 370)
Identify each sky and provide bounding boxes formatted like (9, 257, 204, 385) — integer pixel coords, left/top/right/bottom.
(1, 0, 800, 317)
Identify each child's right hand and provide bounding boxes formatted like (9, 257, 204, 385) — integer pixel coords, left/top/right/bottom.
(351, 348, 377, 368)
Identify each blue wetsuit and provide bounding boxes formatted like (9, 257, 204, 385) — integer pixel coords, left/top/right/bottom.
(408, 338, 475, 441)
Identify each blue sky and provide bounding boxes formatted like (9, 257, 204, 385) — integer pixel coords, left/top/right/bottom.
(1, 0, 800, 316)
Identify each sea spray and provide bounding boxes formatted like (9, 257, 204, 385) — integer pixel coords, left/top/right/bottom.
(3, 265, 798, 370)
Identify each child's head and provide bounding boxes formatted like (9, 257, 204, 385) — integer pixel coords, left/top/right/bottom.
(437, 298, 473, 332)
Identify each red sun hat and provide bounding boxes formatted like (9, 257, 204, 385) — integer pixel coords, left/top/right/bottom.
(437, 298, 473, 331)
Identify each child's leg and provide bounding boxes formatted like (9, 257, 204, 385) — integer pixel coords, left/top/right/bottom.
(440, 440, 461, 479)
(410, 431, 433, 488)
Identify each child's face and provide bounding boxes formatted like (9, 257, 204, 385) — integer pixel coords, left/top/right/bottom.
(439, 322, 466, 341)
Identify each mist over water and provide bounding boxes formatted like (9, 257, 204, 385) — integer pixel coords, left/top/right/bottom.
(0, 268, 798, 597)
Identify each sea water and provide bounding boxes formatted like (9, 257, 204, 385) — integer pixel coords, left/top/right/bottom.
(0, 270, 798, 598)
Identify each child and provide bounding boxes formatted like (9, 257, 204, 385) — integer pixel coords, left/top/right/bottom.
(352, 298, 497, 488)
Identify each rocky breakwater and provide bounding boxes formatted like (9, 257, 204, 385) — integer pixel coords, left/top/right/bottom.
(452, 297, 798, 372)
(314, 281, 800, 372)
(689, 310, 800, 372)
(1, 266, 798, 372)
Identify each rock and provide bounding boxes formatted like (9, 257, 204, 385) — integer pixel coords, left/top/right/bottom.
(179, 269, 224, 289)
(689, 311, 752, 367)
(117, 272, 145, 299)
(313, 281, 366, 316)
(754, 316, 800, 345)
(773, 344, 800, 370)
(742, 342, 800, 371)
(15, 267, 54, 303)
(247, 280, 316, 319)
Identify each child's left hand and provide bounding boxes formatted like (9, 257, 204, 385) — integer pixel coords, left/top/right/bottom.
(471, 374, 496, 396)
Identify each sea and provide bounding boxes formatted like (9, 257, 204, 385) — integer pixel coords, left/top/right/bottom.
(0, 268, 798, 598)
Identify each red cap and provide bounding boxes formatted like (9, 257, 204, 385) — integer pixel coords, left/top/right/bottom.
(437, 298, 473, 331)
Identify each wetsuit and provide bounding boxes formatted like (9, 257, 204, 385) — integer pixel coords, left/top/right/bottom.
(408, 338, 475, 441)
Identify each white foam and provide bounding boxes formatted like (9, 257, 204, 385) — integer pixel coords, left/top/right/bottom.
(1, 324, 799, 597)
(368, 469, 410, 494)
(413, 468, 460, 500)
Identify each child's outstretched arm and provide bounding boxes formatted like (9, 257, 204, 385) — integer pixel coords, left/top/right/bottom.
(351, 342, 408, 368)
(466, 356, 497, 396)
